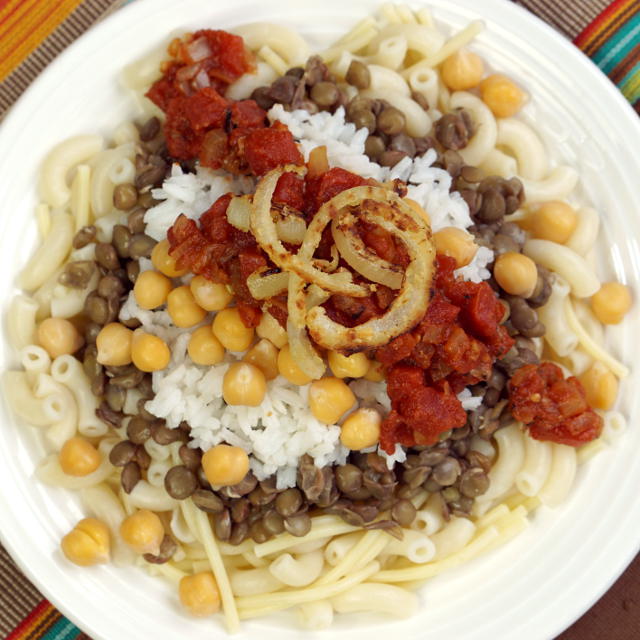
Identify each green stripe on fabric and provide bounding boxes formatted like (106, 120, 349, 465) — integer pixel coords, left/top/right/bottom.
(619, 64, 640, 103)
(592, 11, 640, 73)
(41, 616, 82, 640)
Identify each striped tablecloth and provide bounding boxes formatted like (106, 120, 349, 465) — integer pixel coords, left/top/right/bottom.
(0, 0, 638, 638)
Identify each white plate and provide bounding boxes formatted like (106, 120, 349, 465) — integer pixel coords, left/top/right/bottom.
(0, 1, 639, 639)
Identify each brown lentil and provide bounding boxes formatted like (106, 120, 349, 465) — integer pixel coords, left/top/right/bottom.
(138, 117, 160, 142)
(121, 461, 141, 494)
(165, 465, 198, 500)
(192, 489, 224, 514)
(95, 243, 120, 271)
(346, 60, 370, 89)
(127, 416, 152, 444)
(128, 234, 156, 260)
(112, 225, 132, 259)
(72, 225, 97, 249)
(113, 183, 138, 211)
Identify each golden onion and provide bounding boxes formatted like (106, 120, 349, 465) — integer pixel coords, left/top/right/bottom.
(331, 214, 403, 289)
(275, 211, 307, 244)
(226, 195, 252, 232)
(246, 268, 290, 300)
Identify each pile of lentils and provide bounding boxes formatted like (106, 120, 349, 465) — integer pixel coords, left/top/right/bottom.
(68, 68, 551, 552)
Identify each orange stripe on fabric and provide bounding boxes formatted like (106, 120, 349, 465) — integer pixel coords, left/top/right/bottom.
(0, 0, 83, 82)
(0, 0, 44, 41)
(574, 0, 634, 50)
(5, 600, 54, 640)
(579, 0, 638, 57)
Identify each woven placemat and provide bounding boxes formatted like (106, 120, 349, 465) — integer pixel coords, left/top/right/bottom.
(0, 0, 638, 638)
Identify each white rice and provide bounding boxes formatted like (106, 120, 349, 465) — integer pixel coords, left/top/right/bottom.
(136, 104, 495, 486)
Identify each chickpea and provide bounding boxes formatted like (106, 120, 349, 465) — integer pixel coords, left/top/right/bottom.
(151, 239, 187, 277)
(133, 270, 172, 310)
(441, 49, 485, 91)
(256, 312, 288, 348)
(188, 326, 225, 366)
(222, 362, 266, 407)
(201, 444, 249, 487)
(131, 331, 170, 372)
(179, 572, 221, 617)
(96, 322, 133, 366)
(530, 201, 578, 244)
(493, 252, 538, 297)
(433, 227, 478, 267)
(277, 344, 313, 385)
(59, 436, 101, 477)
(167, 286, 207, 328)
(212, 308, 254, 352)
(480, 73, 527, 118)
(591, 282, 632, 325)
(120, 509, 165, 555)
(309, 378, 356, 424)
(190, 276, 233, 311)
(61, 517, 110, 566)
(243, 339, 279, 380)
(328, 351, 369, 379)
(579, 362, 618, 411)
(340, 408, 381, 450)
(37, 317, 83, 358)
(405, 198, 431, 226)
(364, 359, 385, 382)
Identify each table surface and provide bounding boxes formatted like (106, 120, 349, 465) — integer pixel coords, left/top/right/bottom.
(0, 0, 638, 638)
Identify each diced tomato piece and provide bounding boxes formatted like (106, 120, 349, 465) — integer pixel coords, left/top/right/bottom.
(238, 248, 268, 281)
(193, 30, 254, 83)
(462, 284, 505, 339)
(183, 87, 229, 130)
(230, 100, 267, 129)
(509, 362, 603, 446)
(236, 301, 262, 329)
(199, 194, 233, 243)
(529, 410, 603, 446)
(376, 333, 419, 366)
(305, 167, 367, 213)
(146, 64, 181, 111)
(441, 326, 492, 378)
(243, 128, 303, 176)
(398, 385, 467, 444)
(422, 293, 459, 325)
(386, 365, 425, 404)
(273, 172, 305, 210)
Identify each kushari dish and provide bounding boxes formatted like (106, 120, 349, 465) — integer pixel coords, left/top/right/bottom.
(2, 2, 632, 633)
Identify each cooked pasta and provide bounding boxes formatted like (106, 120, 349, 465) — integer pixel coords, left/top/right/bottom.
(2, 4, 632, 634)
(39, 135, 104, 208)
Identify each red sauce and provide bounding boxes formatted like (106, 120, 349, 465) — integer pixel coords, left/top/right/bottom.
(509, 362, 603, 446)
(147, 30, 302, 176)
(147, 30, 254, 111)
(378, 256, 515, 453)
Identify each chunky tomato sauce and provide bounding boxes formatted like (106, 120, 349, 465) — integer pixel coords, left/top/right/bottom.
(509, 363, 603, 446)
(378, 256, 514, 453)
(147, 30, 302, 175)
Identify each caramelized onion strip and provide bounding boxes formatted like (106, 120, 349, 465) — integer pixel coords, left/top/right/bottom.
(251, 166, 368, 296)
(246, 269, 289, 300)
(287, 273, 326, 379)
(332, 214, 403, 290)
(306, 197, 435, 351)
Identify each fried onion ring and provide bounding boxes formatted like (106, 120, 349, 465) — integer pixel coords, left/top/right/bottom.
(306, 190, 435, 351)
